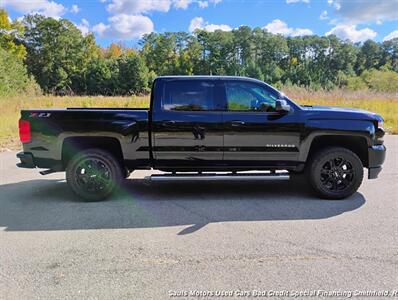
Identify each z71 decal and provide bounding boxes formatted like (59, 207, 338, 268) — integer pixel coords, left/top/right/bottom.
(30, 112, 51, 118)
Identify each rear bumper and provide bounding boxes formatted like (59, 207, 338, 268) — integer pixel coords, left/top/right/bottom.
(368, 145, 386, 179)
(16, 151, 62, 170)
(16, 152, 35, 168)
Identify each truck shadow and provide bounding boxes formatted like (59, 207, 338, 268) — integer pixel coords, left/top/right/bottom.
(0, 178, 366, 234)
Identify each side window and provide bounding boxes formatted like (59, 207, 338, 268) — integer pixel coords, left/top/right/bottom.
(162, 80, 215, 111)
(225, 81, 279, 112)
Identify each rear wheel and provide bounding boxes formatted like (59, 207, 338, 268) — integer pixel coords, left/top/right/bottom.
(66, 149, 123, 201)
(309, 147, 363, 199)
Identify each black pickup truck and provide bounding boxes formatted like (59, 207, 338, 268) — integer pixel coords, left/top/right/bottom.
(17, 76, 386, 201)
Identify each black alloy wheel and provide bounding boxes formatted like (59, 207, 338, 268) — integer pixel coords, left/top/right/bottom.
(66, 149, 123, 201)
(309, 147, 363, 199)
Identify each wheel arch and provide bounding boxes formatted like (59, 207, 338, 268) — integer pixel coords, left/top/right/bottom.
(61, 136, 124, 169)
(301, 134, 369, 167)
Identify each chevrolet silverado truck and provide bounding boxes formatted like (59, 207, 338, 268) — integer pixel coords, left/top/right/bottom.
(17, 76, 386, 201)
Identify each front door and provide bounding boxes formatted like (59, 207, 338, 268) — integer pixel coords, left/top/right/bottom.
(152, 79, 224, 167)
(222, 80, 301, 164)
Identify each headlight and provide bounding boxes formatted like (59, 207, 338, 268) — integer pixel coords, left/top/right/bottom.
(378, 120, 384, 129)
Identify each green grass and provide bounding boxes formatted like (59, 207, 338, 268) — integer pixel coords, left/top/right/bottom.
(1, 90, 397, 150)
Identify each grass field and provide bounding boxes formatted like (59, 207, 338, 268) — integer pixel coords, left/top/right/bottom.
(1, 89, 397, 150)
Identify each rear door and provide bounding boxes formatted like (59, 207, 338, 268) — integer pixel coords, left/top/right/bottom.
(222, 79, 301, 163)
(151, 78, 224, 166)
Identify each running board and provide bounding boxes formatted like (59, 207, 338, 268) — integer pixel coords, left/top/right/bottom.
(147, 172, 290, 182)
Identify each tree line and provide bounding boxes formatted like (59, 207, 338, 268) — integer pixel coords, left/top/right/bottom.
(1, 8, 398, 97)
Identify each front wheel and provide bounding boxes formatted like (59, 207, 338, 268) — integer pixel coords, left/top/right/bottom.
(66, 149, 123, 201)
(309, 147, 364, 199)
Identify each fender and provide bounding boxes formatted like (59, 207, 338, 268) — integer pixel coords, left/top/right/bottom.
(298, 119, 375, 162)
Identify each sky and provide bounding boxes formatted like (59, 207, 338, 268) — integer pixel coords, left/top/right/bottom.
(2, 0, 398, 47)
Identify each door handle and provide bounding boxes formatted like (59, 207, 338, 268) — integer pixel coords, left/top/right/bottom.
(162, 120, 176, 126)
(231, 121, 245, 126)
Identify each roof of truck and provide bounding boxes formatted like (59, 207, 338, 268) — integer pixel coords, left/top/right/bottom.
(157, 75, 259, 80)
(155, 75, 280, 93)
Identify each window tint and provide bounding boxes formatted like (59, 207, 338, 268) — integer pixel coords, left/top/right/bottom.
(225, 81, 279, 112)
(163, 80, 215, 111)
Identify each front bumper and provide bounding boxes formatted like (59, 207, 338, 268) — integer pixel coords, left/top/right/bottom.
(16, 152, 36, 168)
(368, 145, 386, 179)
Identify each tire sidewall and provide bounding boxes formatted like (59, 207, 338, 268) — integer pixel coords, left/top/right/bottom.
(66, 149, 123, 201)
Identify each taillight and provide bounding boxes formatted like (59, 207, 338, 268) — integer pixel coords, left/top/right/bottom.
(19, 119, 31, 143)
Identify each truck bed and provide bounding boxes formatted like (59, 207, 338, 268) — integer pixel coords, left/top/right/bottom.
(19, 108, 151, 167)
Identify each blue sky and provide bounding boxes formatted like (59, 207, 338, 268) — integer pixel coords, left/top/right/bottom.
(2, 0, 398, 47)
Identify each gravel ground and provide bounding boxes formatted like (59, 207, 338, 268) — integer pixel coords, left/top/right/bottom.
(0, 136, 397, 299)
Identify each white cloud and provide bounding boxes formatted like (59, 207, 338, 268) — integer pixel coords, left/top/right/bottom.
(189, 17, 203, 32)
(203, 23, 231, 32)
(326, 24, 376, 42)
(173, 0, 192, 9)
(93, 14, 154, 39)
(197, 1, 208, 8)
(76, 18, 90, 35)
(107, 0, 171, 14)
(320, 10, 329, 20)
(70, 4, 80, 14)
(189, 16, 231, 32)
(106, 0, 222, 14)
(106, 0, 211, 14)
(286, 0, 309, 3)
(329, 0, 398, 24)
(2, 0, 66, 18)
(383, 30, 398, 42)
(327, 0, 340, 10)
(196, 0, 221, 8)
(99, 0, 226, 41)
(264, 19, 313, 37)
(92, 23, 107, 35)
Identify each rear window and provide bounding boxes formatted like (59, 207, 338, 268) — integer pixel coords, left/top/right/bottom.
(162, 80, 215, 111)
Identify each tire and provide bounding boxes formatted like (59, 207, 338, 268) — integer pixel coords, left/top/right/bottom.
(308, 147, 364, 200)
(66, 148, 123, 201)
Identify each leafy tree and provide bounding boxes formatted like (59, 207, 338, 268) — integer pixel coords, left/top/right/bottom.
(381, 38, 398, 72)
(2, 6, 398, 96)
(23, 14, 98, 94)
(361, 69, 398, 92)
(244, 61, 264, 81)
(86, 58, 118, 95)
(0, 48, 39, 96)
(105, 43, 123, 58)
(118, 52, 149, 94)
(140, 32, 180, 75)
(356, 40, 382, 73)
(0, 9, 26, 59)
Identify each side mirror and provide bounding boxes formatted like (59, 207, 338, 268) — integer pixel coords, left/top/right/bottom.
(275, 99, 291, 113)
